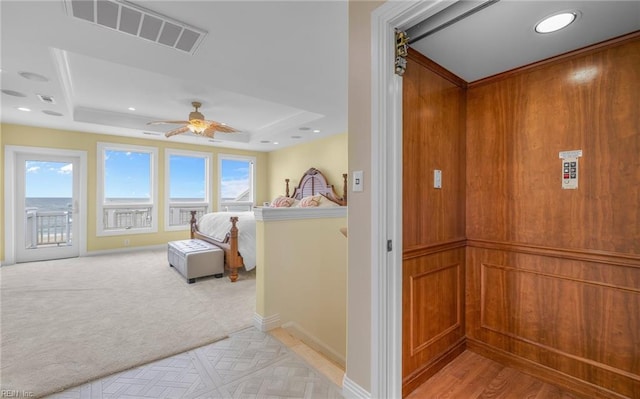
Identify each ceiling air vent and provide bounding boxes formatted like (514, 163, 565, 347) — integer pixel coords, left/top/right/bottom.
(37, 94, 56, 104)
(64, 0, 207, 55)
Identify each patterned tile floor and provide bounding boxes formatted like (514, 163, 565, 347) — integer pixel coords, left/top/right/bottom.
(47, 328, 344, 399)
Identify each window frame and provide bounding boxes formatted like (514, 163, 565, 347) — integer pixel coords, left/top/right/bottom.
(96, 142, 158, 236)
(164, 148, 212, 231)
(218, 154, 256, 211)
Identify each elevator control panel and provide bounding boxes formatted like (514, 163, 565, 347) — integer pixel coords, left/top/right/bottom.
(559, 150, 582, 190)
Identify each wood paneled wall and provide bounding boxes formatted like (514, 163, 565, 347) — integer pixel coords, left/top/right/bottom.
(402, 49, 467, 396)
(465, 35, 640, 398)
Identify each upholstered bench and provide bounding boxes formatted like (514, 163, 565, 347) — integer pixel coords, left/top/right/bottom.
(167, 239, 224, 284)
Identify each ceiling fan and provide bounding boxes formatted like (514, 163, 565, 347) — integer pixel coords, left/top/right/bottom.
(147, 101, 238, 138)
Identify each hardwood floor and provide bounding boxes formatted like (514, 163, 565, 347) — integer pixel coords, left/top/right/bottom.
(269, 327, 345, 388)
(406, 351, 584, 399)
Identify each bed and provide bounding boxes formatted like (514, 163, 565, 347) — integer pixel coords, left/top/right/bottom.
(189, 167, 347, 282)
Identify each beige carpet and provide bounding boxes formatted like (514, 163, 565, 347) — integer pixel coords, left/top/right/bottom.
(0, 248, 256, 398)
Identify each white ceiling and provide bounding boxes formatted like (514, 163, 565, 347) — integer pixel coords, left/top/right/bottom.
(1, 0, 348, 151)
(410, 1, 639, 83)
(1, 1, 638, 152)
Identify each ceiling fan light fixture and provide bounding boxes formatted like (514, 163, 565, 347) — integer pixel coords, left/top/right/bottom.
(147, 101, 238, 138)
(187, 124, 206, 134)
(535, 12, 577, 34)
(187, 111, 208, 134)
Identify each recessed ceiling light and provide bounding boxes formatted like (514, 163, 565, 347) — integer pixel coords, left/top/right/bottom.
(128, 107, 136, 111)
(273, 142, 279, 145)
(313, 129, 320, 133)
(1, 89, 27, 97)
(42, 110, 63, 116)
(18, 71, 49, 82)
(17, 107, 31, 112)
(535, 12, 577, 34)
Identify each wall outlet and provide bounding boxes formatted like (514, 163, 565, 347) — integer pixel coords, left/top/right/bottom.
(123, 239, 130, 246)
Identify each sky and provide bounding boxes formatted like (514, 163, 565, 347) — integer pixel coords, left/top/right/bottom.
(220, 159, 251, 200)
(104, 150, 150, 199)
(169, 155, 205, 200)
(25, 153, 252, 201)
(25, 161, 72, 198)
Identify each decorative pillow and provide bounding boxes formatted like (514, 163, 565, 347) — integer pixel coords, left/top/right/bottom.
(299, 195, 322, 207)
(317, 197, 340, 207)
(271, 196, 296, 208)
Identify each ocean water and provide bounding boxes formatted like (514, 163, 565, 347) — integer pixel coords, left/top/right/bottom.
(26, 197, 72, 212)
(25, 197, 205, 212)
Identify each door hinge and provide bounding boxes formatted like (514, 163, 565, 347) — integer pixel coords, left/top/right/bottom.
(395, 30, 409, 76)
(387, 239, 393, 252)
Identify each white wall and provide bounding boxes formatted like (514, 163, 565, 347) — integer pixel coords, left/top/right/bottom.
(346, 0, 384, 393)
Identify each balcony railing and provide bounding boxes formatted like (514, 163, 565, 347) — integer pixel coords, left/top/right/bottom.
(219, 201, 253, 212)
(26, 204, 210, 245)
(103, 206, 152, 230)
(168, 204, 207, 227)
(25, 207, 72, 248)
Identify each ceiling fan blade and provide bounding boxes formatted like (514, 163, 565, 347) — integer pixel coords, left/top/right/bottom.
(165, 126, 190, 137)
(203, 122, 239, 135)
(202, 129, 216, 138)
(147, 120, 190, 125)
(147, 102, 237, 139)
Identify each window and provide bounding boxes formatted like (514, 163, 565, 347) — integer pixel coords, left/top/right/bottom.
(165, 149, 212, 230)
(218, 155, 255, 211)
(97, 143, 158, 235)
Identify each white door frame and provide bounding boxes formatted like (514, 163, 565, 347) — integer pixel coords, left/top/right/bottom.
(4, 146, 88, 265)
(370, 1, 455, 398)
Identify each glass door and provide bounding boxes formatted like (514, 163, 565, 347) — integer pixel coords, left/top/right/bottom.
(15, 153, 80, 262)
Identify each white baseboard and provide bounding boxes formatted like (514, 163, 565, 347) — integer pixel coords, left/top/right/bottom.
(342, 375, 371, 399)
(281, 321, 346, 368)
(252, 313, 281, 332)
(1, 244, 166, 266)
(86, 244, 166, 257)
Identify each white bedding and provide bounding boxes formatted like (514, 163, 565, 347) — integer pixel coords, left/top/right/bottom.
(197, 211, 257, 271)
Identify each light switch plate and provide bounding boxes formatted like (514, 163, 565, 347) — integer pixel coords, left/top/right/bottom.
(434, 169, 442, 189)
(353, 170, 364, 192)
